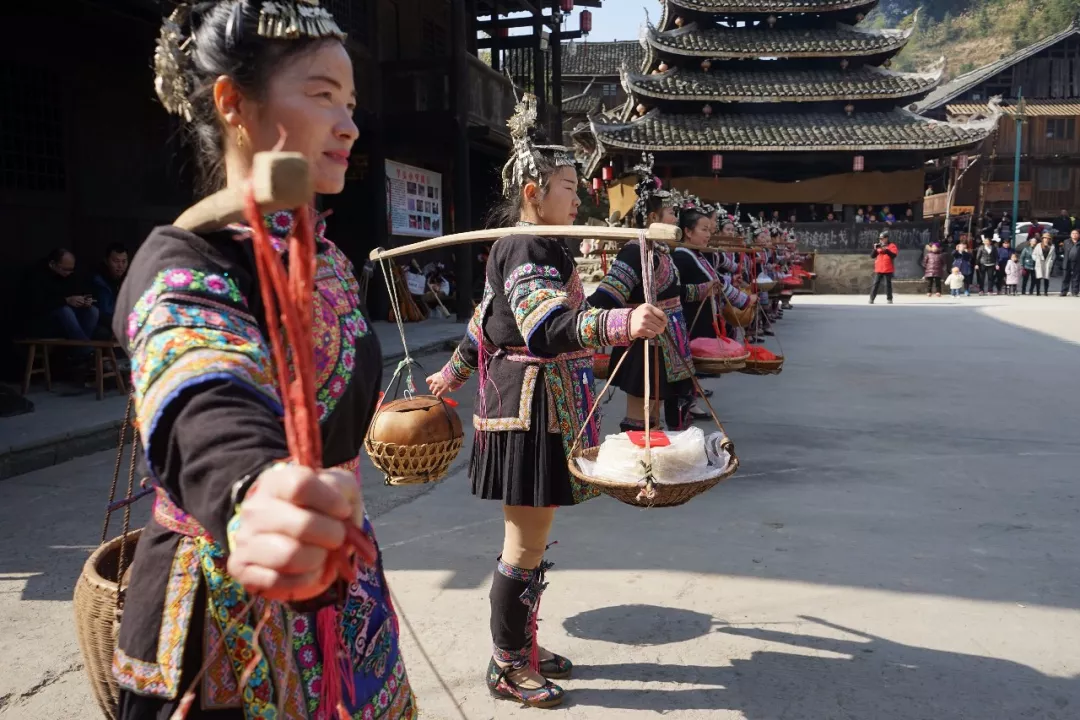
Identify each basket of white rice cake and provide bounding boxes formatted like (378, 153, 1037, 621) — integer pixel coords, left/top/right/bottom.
(570, 426, 739, 507)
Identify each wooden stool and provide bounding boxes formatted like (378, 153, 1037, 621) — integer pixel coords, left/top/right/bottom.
(15, 339, 128, 400)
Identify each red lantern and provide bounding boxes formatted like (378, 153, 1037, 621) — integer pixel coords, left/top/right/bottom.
(711, 154, 723, 172)
(592, 177, 603, 193)
(853, 155, 865, 172)
(602, 164, 614, 181)
(560, 0, 574, 11)
(580, 9, 592, 35)
(496, 27, 508, 38)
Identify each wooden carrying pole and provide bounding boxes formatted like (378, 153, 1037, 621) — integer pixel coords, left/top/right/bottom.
(369, 224, 683, 262)
(174, 152, 314, 233)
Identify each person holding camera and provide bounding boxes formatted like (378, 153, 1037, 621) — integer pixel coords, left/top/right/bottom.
(869, 231, 898, 305)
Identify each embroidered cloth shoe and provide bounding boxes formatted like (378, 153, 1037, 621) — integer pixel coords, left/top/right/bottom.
(487, 658, 565, 708)
(538, 653, 574, 679)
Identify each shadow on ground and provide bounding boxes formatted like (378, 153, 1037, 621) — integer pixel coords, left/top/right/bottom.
(564, 605, 1080, 718)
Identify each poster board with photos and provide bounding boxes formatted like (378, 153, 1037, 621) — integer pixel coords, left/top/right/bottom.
(385, 159, 443, 239)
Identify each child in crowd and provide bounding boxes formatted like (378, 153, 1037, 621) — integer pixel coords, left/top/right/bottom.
(953, 241, 974, 296)
(1005, 253, 1021, 295)
(944, 267, 967, 297)
(921, 241, 947, 297)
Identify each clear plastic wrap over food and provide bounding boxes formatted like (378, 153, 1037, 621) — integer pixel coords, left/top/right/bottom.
(576, 427, 731, 485)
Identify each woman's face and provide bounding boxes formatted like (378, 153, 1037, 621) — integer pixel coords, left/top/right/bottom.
(649, 205, 678, 225)
(685, 217, 712, 247)
(231, 42, 359, 195)
(532, 165, 580, 225)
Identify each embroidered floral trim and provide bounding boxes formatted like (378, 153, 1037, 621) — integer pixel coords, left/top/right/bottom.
(603, 308, 632, 346)
(441, 348, 475, 391)
(595, 259, 637, 306)
(154, 488, 213, 540)
(112, 538, 201, 699)
(113, 649, 169, 696)
(472, 365, 539, 432)
(503, 263, 561, 294)
(492, 644, 532, 669)
(496, 558, 535, 582)
(507, 269, 572, 344)
(683, 281, 713, 304)
(574, 307, 631, 349)
(129, 269, 245, 340)
(139, 349, 282, 453)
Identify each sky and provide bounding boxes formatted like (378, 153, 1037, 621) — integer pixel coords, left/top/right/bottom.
(566, 2, 661, 42)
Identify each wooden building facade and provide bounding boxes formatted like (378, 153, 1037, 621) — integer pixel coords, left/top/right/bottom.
(0, 0, 602, 375)
(575, 0, 994, 221)
(916, 22, 1080, 220)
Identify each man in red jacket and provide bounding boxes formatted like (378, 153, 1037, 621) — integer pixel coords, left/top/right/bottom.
(869, 230, 899, 305)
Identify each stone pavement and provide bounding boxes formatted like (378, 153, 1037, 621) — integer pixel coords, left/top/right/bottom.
(0, 318, 466, 480)
(2, 295, 1080, 719)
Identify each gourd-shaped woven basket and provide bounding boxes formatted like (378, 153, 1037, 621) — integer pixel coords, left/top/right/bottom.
(366, 394, 463, 485)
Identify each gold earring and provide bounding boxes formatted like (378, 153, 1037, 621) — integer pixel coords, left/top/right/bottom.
(237, 127, 246, 150)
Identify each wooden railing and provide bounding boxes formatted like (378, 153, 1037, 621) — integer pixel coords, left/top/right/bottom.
(923, 192, 949, 218)
(467, 55, 515, 142)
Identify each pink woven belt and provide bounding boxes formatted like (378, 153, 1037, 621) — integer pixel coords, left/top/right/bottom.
(153, 487, 212, 540)
(502, 346, 591, 364)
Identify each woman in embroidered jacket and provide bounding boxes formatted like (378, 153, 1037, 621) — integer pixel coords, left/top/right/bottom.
(112, 3, 415, 718)
(426, 96, 666, 708)
(587, 155, 697, 432)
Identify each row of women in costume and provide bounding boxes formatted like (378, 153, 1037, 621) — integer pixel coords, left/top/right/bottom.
(111, 3, 793, 717)
(113, 3, 667, 716)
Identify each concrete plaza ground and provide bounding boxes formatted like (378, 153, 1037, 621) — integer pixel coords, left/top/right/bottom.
(1, 294, 1078, 719)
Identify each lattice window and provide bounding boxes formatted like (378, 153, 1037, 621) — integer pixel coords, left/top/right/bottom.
(0, 64, 65, 192)
(1037, 166, 1071, 191)
(1045, 118, 1075, 140)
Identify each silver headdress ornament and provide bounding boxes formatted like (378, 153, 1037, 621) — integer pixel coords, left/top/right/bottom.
(154, 1, 345, 122)
(501, 92, 577, 198)
(257, 0, 345, 41)
(630, 152, 672, 226)
(154, 7, 195, 121)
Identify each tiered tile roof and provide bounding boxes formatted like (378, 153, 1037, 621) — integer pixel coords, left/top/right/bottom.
(591, 109, 995, 152)
(644, 23, 911, 59)
(626, 65, 941, 103)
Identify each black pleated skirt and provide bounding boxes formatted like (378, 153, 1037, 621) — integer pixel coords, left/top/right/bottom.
(609, 340, 693, 400)
(469, 379, 576, 507)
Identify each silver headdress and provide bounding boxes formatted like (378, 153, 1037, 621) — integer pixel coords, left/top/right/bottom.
(630, 152, 672, 226)
(501, 93, 577, 198)
(154, 1, 346, 122)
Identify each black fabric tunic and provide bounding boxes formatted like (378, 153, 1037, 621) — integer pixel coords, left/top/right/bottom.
(438, 233, 633, 506)
(588, 241, 694, 400)
(109, 212, 415, 719)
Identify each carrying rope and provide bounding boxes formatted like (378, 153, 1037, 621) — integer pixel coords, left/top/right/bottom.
(377, 258, 419, 397)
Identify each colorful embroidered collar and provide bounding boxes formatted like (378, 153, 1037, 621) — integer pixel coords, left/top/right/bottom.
(228, 208, 329, 253)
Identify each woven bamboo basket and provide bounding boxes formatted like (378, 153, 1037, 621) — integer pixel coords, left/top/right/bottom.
(366, 435, 463, 485)
(740, 356, 784, 376)
(692, 351, 749, 375)
(73, 528, 142, 720)
(568, 444, 739, 508)
(593, 353, 611, 380)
